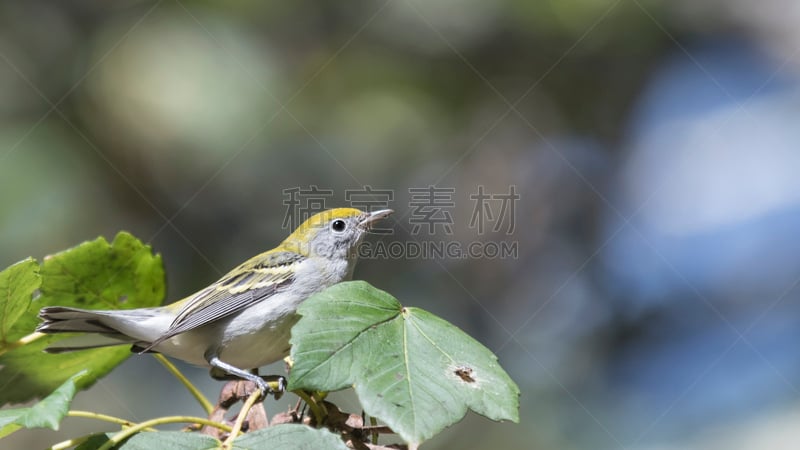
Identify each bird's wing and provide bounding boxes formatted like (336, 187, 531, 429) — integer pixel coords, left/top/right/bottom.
(139, 251, 302, 352)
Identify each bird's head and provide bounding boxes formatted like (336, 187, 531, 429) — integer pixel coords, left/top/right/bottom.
(280, 208, 393, 259)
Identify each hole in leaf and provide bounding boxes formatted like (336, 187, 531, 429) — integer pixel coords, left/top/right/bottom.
(454, 365, 476, 383)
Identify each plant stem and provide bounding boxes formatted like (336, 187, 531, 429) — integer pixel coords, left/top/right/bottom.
(294, 390, 325, 425)
(312, 391, 328, 417)
(152, 353, 214, 414)
(49, 434, 93, 450)
(97, 416, 232, 450)
(221, 390, 261, 448)
(0, 331, 44, 356)
(370, 415, 379, 444)
(67, 410, 156, 431)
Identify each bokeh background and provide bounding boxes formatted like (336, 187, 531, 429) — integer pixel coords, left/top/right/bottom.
(2, 0, 800, 448)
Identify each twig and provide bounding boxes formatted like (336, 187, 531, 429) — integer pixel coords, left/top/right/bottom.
(67, 410, 156, 431)
(221, 389, 261, 448)
(0, 331, 44, 356)
(370, 415, 379, 444)
(49, 434, 93, 450)
(97, 416, 232, 450)
(153, 353, 214, 414)
(294, 390, 325, 425)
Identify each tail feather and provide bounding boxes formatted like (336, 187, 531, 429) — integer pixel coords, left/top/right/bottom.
(37, 306, 162, 353)
(43, 333, 137, 353)
(37, 306, 119, 334)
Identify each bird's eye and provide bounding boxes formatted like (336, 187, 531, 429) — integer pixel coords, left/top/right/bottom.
(331, 219, 347, 233)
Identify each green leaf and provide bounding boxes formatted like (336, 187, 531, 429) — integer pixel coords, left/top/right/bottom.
(0, 232, 165, 406)
(0, 370, 85, 438)
(289, 281, 520, 446)
(75, 424, 347, 450)
(0, 416, 21, 439)
(0, 258, 41, 343)
(75, 426, 346, 450)
(73, 434, 112, 450)
(232, 424, 349, 450)
(75, 431, 219, 450)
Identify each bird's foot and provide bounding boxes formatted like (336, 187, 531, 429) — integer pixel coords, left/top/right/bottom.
(253, 375, 286, 401)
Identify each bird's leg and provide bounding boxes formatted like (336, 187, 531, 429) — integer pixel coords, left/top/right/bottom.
(207, 356, 285, 399)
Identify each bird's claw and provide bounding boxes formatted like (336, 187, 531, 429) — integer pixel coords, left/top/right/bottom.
(254, 375, 286, 401)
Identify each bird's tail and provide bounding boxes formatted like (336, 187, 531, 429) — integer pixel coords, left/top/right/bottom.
(36, 306, 153, 353)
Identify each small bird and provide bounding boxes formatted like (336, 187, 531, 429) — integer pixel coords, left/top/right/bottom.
(37, 208, 393, 396)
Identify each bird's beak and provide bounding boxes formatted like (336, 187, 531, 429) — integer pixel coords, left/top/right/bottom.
(360, 209, 393, 228)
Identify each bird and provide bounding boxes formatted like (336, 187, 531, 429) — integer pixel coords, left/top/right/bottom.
(36, 208, 393, 396)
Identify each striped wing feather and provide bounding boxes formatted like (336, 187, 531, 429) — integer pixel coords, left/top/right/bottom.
(140, 251, 301, 351)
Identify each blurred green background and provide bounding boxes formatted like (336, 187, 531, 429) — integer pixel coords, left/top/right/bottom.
(3, 0, 800, 448)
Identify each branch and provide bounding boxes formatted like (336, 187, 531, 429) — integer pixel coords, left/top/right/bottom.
(221, 390, 261, 448)
(97, 416, 232, 450)
(153, 353, 214, 414)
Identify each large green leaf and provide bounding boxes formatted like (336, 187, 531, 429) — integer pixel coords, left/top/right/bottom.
(75, 431, 220, 450)
(0, 370, 85, 438)
(0, 258, 40, 343)
(0, 232, 165, 405)
(289, 281, 520, 446)
(73, 425, 346, 450)
(233, 424, 349, 450)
